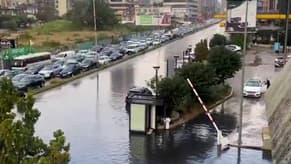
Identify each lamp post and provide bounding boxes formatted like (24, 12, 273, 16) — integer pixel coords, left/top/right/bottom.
(153, 66, 160, 96)
(284, 0, 290, 62)
(238, 0, 249, 160)
(174, 55, 179, 70)
(93, 0, 98, 61)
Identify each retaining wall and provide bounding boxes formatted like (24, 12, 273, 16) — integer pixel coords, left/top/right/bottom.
(265, 61, 291, 164)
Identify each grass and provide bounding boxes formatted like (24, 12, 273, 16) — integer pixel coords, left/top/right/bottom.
(7, 19, 161, 51)
(30, 20, 82, 34)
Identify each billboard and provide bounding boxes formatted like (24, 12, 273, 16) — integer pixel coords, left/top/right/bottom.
(135, 14, 172, 26)
(226, 0, 257, 33)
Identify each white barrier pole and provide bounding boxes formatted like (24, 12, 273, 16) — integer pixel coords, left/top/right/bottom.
(186, 78, 225, 149)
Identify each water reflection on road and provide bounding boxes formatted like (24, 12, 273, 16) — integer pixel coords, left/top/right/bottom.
(34, 24, 271, 164)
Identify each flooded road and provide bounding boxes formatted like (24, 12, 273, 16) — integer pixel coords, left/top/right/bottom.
(35, 24, 272, 164)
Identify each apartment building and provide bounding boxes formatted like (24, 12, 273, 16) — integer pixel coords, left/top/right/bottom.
(108, 0, 135, 23)
(197, 0, 217, 19)
(0, 0, 35, 8)
(36, 0, 72, 16)
(163, 0, 198, 22)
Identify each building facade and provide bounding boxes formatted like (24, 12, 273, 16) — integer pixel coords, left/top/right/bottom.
(163, 0, 198, 22)
(0, 0, 35, 8)
(36, 0, 72, 16)
(197, 0, 217, 19)
(108, 0, 135, 23)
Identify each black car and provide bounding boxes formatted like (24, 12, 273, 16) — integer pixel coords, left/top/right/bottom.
(91, 45, 103, 52)
(274, 56, 286, 67)
(125, 87, 152, 105)
(80, 58, 97, 71)
(13, 74, 45, 92)
(109, 52, 123, 61)
(0, 70, 18, 79)
(57, 64, 81, 78)
(68, 55, 85, 63)
(25, 64, 45, 74)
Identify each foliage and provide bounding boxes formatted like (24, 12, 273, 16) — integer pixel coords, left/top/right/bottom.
(1, 20, 17, 30)
(36, 1, 58, 22)
(178, 62, 216, 88)
(0, 15, 36, 30)
(0, 78, 70, 163)
(194, 39, 209, 61)
(66, 0, 118, 29)
(31, 20, 81, 34)
(209, 34, 227, 48)
(208, 46, 242, 84)
(147, 35, 242, 116)
(229, 33, 250, 48)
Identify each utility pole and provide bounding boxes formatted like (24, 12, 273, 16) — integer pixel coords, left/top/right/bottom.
(93, 0, 98, 49)
(238, 0, 249, 158)
(284, 0, 290, 61)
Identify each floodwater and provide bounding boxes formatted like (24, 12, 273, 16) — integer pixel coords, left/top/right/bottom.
(35, 24, 272, 164)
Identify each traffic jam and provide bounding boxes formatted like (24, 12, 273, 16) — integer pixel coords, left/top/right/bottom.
(0, 24, 199, 94)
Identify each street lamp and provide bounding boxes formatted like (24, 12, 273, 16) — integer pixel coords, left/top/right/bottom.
(238, 0, 249, 159)
(93, 0, 97, 47)
(153, 66, 160, 96)
(174, 55, 179, 70)
(284, 0, 290, 62)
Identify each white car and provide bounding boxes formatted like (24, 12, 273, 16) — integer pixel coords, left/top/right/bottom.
(225, 44, 242, 52)
(126, 44, 141, 54)
(152, 39, 161, 45)
(52, 50, 76, 61)
(38, 64, 63, 78)
(243, 79, 264, 98)
(98, 56, 111, 65)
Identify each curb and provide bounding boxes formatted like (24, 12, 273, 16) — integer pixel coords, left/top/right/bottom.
(30, 22, 220, 96)
(157, 86, 234, 130)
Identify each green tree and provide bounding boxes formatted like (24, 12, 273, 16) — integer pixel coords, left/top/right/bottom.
(208, 46, 242, 84)
(194, 39, 209, 61)
(229, 34, 243, 48)
(36, 4, 58, 22)
(157, 76, 188, 114)
(0, 78, 70, 163)
(67, 0, 118, 29)
(209, 34, 227, 48)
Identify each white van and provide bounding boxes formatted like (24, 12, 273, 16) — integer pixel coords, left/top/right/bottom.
(53, 50, 76, 60)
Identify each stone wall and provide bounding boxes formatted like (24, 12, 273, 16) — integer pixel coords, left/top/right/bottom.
(265, 61, 291, 164)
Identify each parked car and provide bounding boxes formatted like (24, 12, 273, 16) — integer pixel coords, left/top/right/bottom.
(13, 74, 45, 92)
(125, 87, 153, 110)
(243, 79, 264, 98)
(57, 64, 81, 78)
(52, 59, 65, 66)
(80, 58, 97, 71)
(25, 64, 45, 75)
(67, 55, 85, 63)
(274, 56, 286, 67)
(52, 50, 76, 61)
(126, 44, 141, 54)
(152, 39, 161, 45)
(0, 70, 18, 79)
(225, 44, 242, 52)
(39, 64, 63, 78)
(98, 55, 111, 64)
(91, 45, 103, 52)
(109, 52, 123, 61)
